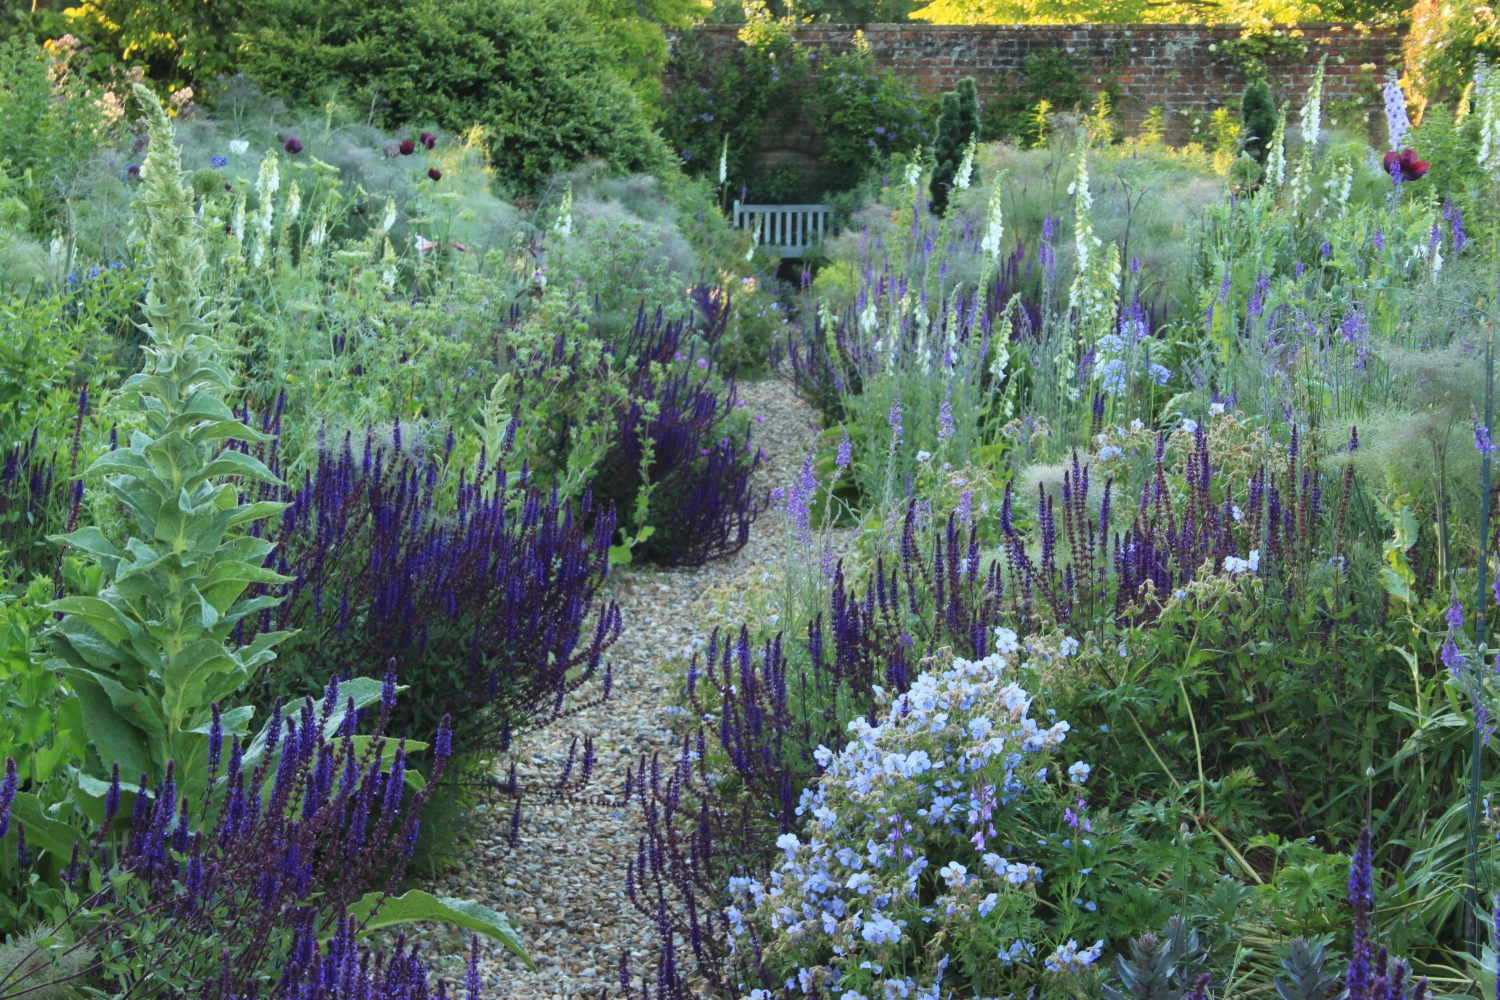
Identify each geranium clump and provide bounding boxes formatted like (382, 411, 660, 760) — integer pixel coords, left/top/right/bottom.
(729, 630, 1079, 1000)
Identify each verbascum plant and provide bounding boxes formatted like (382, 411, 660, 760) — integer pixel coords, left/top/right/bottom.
(44, 84, 293, 796)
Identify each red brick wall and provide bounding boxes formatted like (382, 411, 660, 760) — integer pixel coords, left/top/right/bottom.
(668, 23, 1404, 176)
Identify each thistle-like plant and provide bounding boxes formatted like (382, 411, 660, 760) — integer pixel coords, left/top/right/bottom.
(1102, 931, 1187, 1000)
(1274, 937, 1344, 1000)
(43, 84, 292, 795)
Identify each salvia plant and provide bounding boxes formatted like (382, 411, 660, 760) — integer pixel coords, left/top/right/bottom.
(589, 289, 765, 567)
(0, 674, 485, 999)
(240, 420, 623, 756)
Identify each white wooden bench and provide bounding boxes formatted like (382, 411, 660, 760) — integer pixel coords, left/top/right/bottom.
(732, 201, 832, 257)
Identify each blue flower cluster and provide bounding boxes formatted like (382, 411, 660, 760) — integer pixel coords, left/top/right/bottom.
(729, 633, 1080, 1000)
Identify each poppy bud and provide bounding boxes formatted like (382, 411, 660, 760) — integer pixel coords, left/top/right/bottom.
(284, 137, 303, 154)
(420, 131, 436, 150)
(400, 140, 416, 155)
(429, 167, 442, 181)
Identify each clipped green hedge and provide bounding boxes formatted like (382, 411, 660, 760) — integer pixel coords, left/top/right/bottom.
(239, 0, 670, 190)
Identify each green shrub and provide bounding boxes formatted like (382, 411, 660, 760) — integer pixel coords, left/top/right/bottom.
(815, 45, 928, 196)
(238, 0, 670, 192)
(0, 38, 111, 235)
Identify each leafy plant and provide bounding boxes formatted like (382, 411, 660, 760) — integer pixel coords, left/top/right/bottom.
(43, 84, 292, 796)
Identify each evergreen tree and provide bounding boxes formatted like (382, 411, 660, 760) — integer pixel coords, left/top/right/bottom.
(930, 76, 980, 213)
(1241, 81, 1277, 165)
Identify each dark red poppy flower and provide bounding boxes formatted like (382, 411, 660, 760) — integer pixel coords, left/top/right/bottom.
(1382, 148, 1429, 181)
(284, 137, 303, 154)
(400, 139, 416, 156)
(420, 131, 436, 150)
(428, 167, 442, 181)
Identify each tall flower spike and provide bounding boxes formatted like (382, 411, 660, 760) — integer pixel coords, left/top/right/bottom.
(1346, 826, 1374, 1000)
(0, 757, 16, 840)
(104, 761, 121, 825)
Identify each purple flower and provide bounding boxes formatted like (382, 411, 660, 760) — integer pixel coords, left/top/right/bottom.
(1445, 201, 1467, 253)
(938, 398, 955, 442)
(836, 427, 852, 470)
(1475, 411, 1495, 456)
(1346, 827, 1374, 1000)
(786, 453, 817, 546)
(284, 137, 303, 154)
(1373, 228, 1385, 251)
(0, 758, 15, 840)
(888, 393, 903, 443)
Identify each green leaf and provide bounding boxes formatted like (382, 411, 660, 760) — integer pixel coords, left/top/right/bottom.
(9, 793, 84, 862)
(50, 526, 121, 561)
(68, 672, 152, 779)
(347, 890, 533, 969)
(195, 451, 284, 487)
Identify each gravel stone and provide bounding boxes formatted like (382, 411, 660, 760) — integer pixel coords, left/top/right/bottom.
(408, 376, 824, 998)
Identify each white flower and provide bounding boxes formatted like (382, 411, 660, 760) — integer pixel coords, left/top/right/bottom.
(414, 235, 438, 253)
(1224, 550, 1261, 575)
(915, 450, 932, 463)
(904, 162, 921, 188)
(954, 139, 977, 191)
(1181, 418, 1198, 433)
(1045, 939, 1104, 973)
(1098, 444, 1123, 461)
(980, 174, 1005, 264)
(1068, 761, 1091, 783)
(1209, 402, 1225, 416)
(381, 201, 398, 231)
(1232, 505, 1243, 522)
(1058, 636, 1079, 658)
(776, 833, 801, 859)
(993, 627, 1019, 654)
(1130, 418, 1144, 431)
(938, 861, 968, 888)
(229, 139, 248, 155)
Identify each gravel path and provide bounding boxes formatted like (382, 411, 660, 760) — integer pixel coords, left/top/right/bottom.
(410, 376, 825, 999)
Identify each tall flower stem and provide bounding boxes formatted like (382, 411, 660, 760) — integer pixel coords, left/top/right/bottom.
(1468, 319, 1496, 955)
